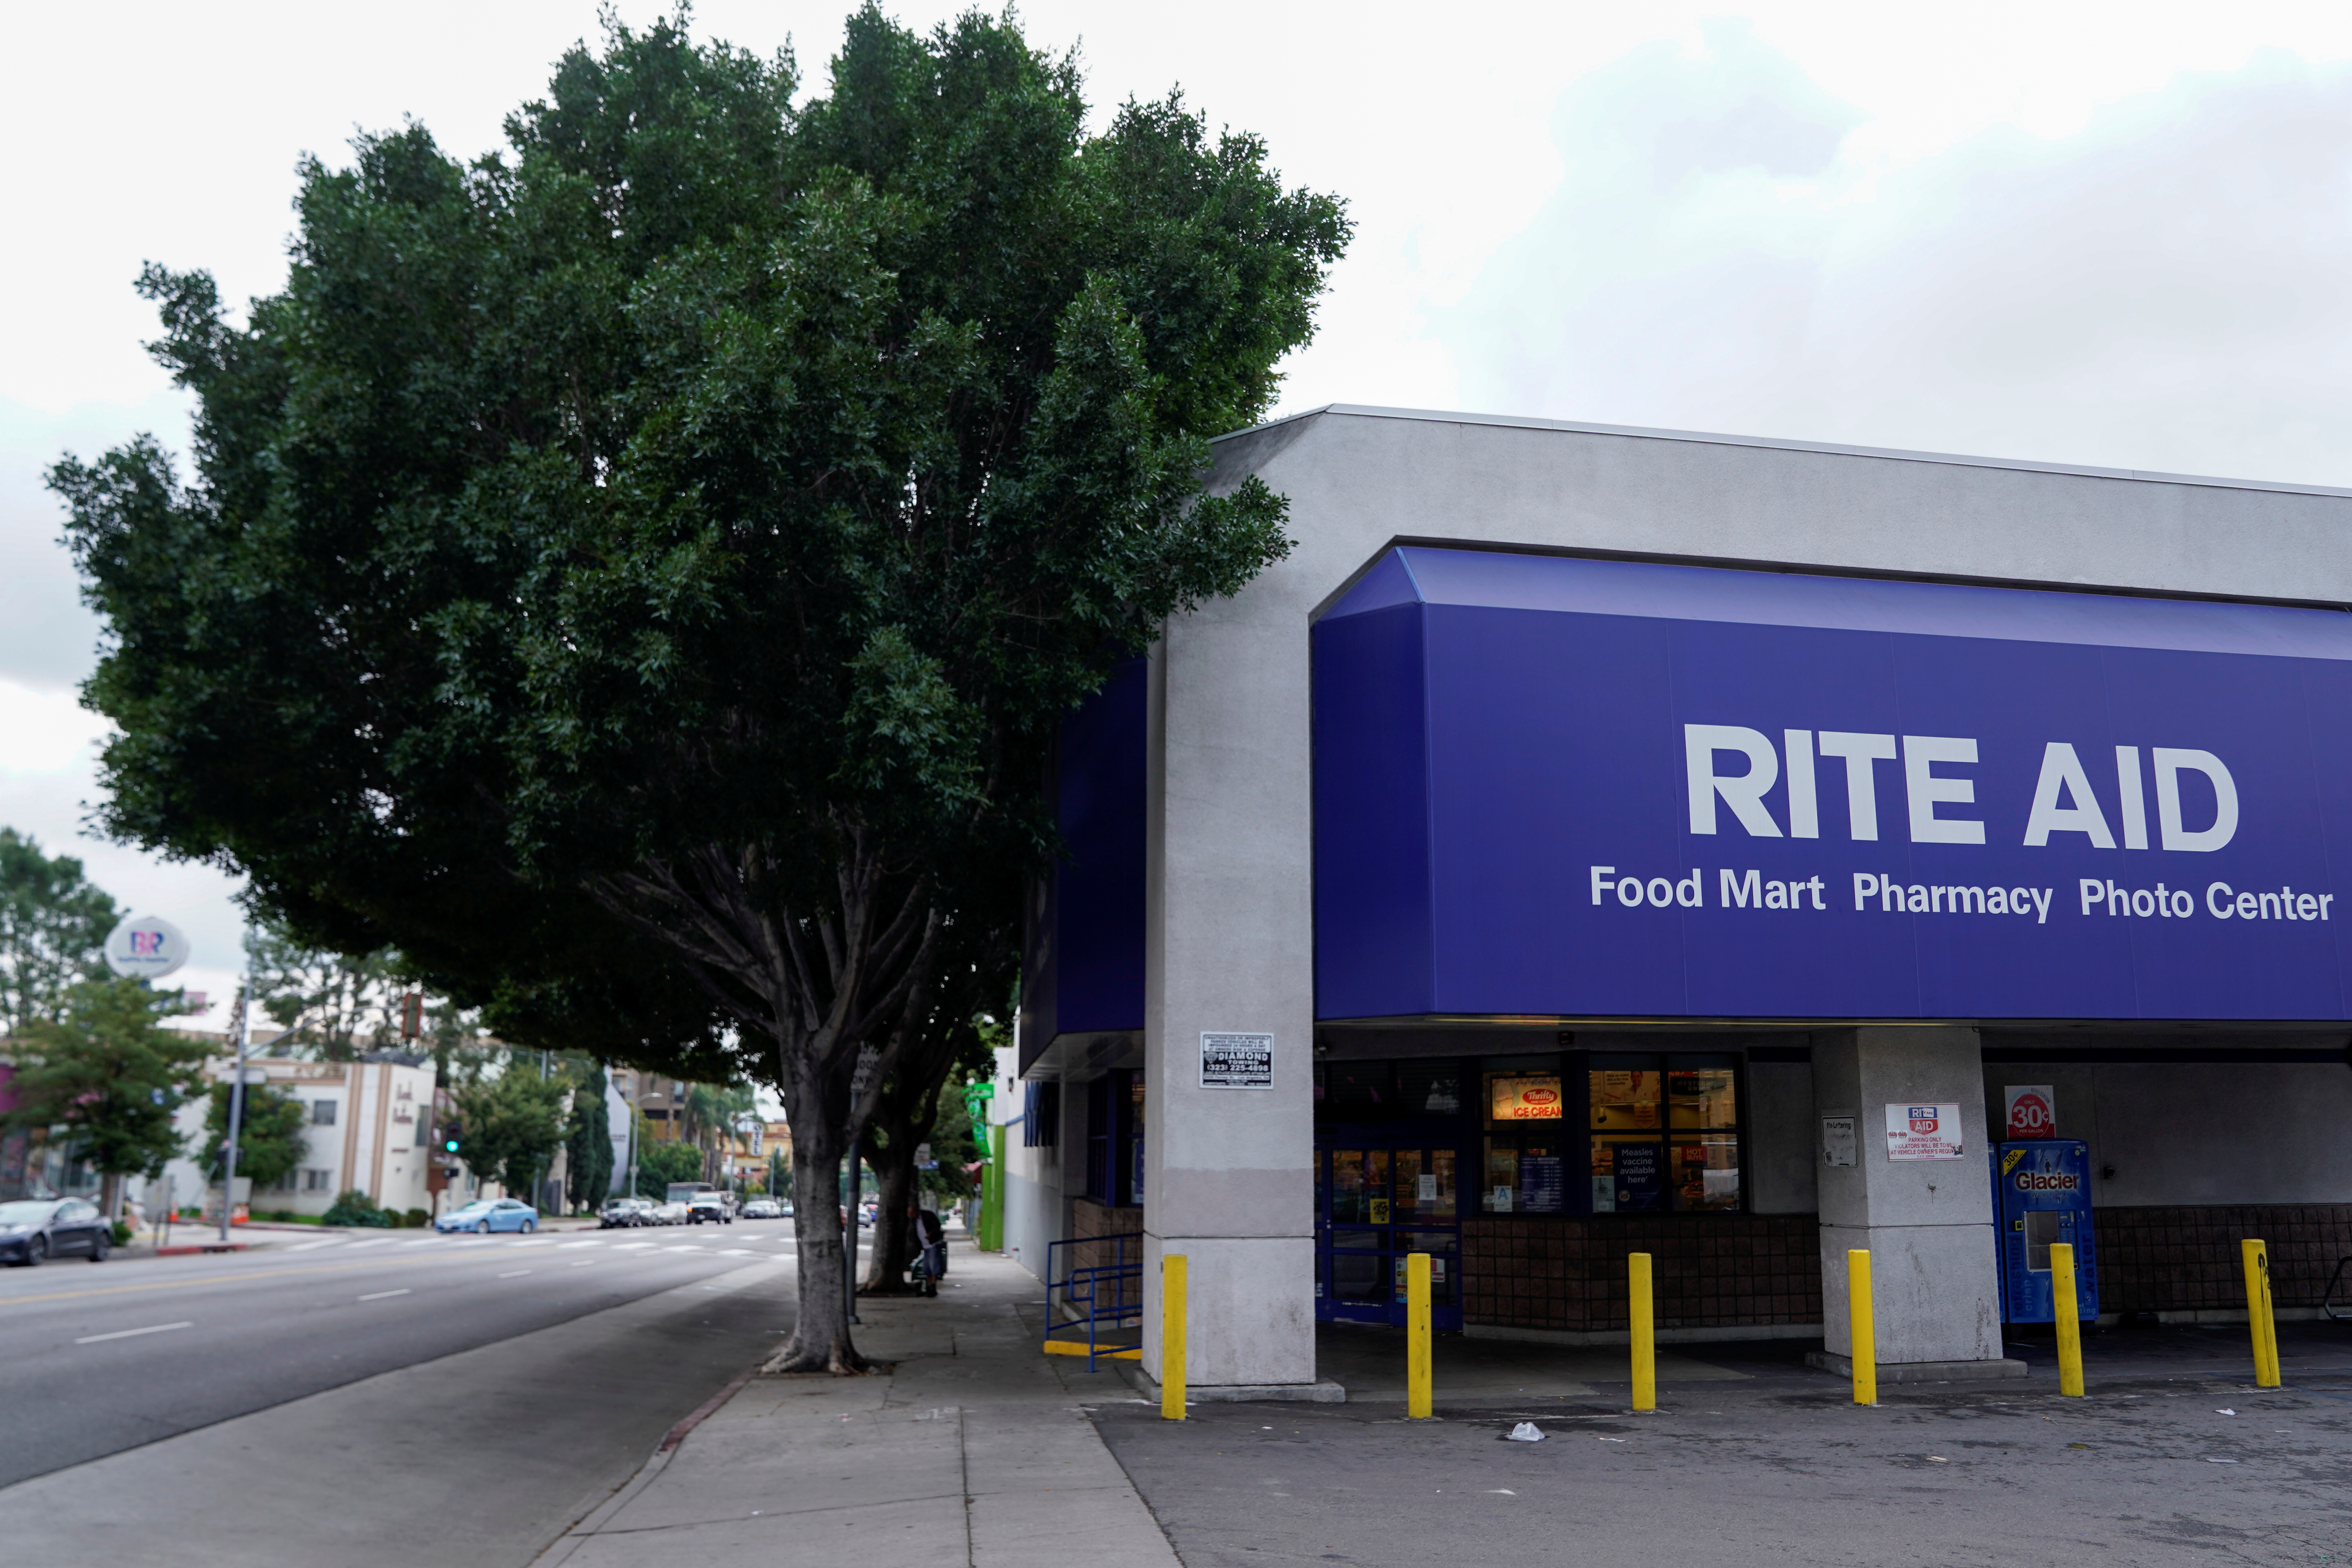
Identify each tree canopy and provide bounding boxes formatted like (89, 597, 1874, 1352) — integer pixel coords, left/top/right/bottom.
(52, 4, 1347, 1370)
(4, 978, 208, 1190)
(0, 829, 120, 1037)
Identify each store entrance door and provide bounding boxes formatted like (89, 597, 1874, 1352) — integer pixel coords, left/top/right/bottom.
(1315, 1142, 1462, 1331)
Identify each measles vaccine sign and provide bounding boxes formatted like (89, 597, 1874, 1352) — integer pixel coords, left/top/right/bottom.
(1311, 548, 2352, 1022)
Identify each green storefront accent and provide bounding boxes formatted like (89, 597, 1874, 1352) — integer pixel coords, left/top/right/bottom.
(978, 1124, 1006, 1251)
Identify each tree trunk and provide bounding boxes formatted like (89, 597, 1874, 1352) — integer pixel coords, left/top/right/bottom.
(770, 1133, 867, 1373)
(862, 1125, 919, 1294)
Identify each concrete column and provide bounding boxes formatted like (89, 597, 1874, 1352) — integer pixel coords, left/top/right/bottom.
(1812, 1027, 2019, 1379)
(1139, 599, 1330, 1399)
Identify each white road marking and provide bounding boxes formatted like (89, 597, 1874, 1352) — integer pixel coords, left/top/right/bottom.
(498, 1270, 532, 1278)
(612, 1243, 658, 1251)
(399, 1239, 442, 1247)
(341, 1238, 395, 1250)
(663, 1246, 704, 1254)
(287, 1239, 345, 1252)
(718, 1249, 755, 1257)
(508, 1237, 556, 1248)
(569, 1261, 597, 1268)
(357, 1289, 411, 1301)
(76, 1320, 193, 1344)
(557, 1240, 603, 1249)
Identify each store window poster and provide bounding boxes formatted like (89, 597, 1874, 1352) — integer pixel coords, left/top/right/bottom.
(1613, 1143, 1664, 1210)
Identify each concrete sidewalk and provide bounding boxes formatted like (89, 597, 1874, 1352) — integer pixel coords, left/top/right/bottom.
(535, 1243, 1178, 1568)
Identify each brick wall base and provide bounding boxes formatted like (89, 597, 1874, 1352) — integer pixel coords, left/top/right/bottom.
(1461, 1214, 1824, 1333)
(2096, 1205, 2352, 1314)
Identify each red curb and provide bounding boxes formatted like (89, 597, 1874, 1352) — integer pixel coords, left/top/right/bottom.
(154, 1242, 250, 1256)
(659, 1368, 757, 1452)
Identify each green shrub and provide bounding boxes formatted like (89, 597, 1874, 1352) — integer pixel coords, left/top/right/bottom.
(322, 1190, 392, 1228)
(401, 1208, 429, 1228)
(110, 1220, 132, 1246)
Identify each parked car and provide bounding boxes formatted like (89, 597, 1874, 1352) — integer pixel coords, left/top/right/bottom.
(648, 1200, 689, 1225)
(739, 1198, 781, 1219)
(686, 1192, 733, 1225)
(434, 1198, 538, 1234)
(0, 1197, 110, 1266)
(777, 1199, 794, 1218)
(599, 1197, 655, 1229)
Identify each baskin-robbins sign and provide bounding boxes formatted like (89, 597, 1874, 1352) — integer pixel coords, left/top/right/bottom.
(1311, 548, 2352, 1021)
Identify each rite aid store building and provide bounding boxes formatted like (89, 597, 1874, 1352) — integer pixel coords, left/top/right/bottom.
(1005, 405, 2352, 1396)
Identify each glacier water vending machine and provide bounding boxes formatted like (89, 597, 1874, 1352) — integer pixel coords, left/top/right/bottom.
(1993, 1140, 2097, 1323)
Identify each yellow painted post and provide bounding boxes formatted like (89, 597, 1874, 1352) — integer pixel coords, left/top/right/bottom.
(2242, 1238, 2280, 1389)
(2051, 1242, 2084, 1397)
(1161, 1253, 1188, 1419)
(1406, 1252, 1433, 1418)
(1628, 1251, 1656, 1412)
(1848, 1249, 1876, 1406)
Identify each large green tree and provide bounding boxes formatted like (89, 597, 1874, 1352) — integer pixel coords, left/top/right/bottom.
(0, 829, 120, 1037)
(4, 977, 208, 1215)
(446, 1067, 569, 1202)
(244, 918, 407, 1061)
(196, 1079, 308, 1196)
(565, 1061, 615, 1211)
(51, 6, 1346, 1370)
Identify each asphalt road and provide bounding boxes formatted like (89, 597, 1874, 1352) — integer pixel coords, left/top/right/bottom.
(1092, 1329, 2352, 1568)
(0, 1219, 807, 1566)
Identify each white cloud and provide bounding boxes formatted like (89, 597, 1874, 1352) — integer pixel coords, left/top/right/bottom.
(1446, 30, 2352, 486)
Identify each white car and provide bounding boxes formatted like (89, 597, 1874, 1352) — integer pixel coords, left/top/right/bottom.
(740, 1198, 782, 1219)
(649, 1200, 689, 1225)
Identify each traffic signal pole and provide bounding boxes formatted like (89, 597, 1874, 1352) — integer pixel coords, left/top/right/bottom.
(218, 989, 250, 1245)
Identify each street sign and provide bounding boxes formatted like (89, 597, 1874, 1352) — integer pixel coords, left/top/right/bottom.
(103, 914, 189, 980)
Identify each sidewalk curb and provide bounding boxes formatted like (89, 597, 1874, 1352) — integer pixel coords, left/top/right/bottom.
(660, 1367, 756, 1451)
(531, 1361, 760, 1565)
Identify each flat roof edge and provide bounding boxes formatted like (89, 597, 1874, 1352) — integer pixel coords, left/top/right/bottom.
(1215, 404, 2352, 502)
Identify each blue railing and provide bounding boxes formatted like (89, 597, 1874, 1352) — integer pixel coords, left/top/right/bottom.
(1043, 1233, 1143, 1370)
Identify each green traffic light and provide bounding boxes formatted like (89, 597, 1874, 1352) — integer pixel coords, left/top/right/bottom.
(444, 1138, 459, 1152)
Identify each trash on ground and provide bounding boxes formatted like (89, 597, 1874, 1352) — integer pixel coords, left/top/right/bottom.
(2204, 1457, 2240, 1464)
(2216, 1408, 2237, 1416)
(1927, 1456, 1948, 1463)
(1505, 1422, 1546, 1442)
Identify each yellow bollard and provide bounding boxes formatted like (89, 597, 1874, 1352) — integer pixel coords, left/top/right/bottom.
(1161, 1252, 1188, 1419)
(1406, 1252, 1432, 1419)
(1628, 1251, 1656, 1412)
(1848, 1249, 1876, 1406)
(2051, 1242, 2084, 1397)
(2241, 1238, 2280, 1389)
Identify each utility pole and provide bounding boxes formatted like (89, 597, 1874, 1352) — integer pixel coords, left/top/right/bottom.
(218, 983, 250, 1245)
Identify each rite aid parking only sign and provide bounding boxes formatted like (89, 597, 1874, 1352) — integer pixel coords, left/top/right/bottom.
(1885, 1103, 1966, 1160)
(1199, 1033, 1274, 1088)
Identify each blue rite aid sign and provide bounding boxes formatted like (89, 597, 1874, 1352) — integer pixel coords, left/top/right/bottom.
(1312, 548, 2352, 1021)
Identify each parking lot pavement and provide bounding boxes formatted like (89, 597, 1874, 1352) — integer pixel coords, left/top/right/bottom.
(1090, 1323, 2352, 1568)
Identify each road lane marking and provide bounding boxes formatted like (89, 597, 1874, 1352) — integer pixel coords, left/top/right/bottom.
(663, 1246, 704, 1254)
(287, 1239, 345, 1252)
(557, 1240, 603, 1249)
(569, 1261, 597, 1268)
(498, 1270, 532, 1278)
(75, 1320, 194, 1344)
(398, 1239, 441, 1248)
(613, 1243, 657, 1251)
(0, 1249, 572, 1309)
(718, 1249, 755, 1257)
(357, 1289, 411, 1301)
(341, 1238, 395, 1249)
(509, 1237, 556, 1248)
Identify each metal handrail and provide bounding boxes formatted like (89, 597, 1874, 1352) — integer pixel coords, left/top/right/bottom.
(2324, 1257, 2352, 1322)
(1043, 1234, 1144, 1370)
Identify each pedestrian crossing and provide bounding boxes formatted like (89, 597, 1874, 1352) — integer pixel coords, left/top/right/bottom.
(259, 1227, 802, 1255)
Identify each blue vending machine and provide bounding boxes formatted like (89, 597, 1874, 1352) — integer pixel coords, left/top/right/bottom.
(1993, 1140, 2097, 1323)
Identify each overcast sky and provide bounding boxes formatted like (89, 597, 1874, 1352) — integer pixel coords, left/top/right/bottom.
(9, 0, 2352, 1023)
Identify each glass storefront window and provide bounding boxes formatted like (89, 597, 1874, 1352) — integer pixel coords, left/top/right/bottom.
(1672, 1134, 1741, 1211)
(1586, 1055, 1743, 1214)
(1487, 1071, 1565, 1125)
(1589, 1069, 1661, 1131)
(1669, 1067, 1736, 1129)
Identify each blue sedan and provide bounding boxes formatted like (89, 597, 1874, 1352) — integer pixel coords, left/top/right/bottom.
(433, 1198, 538, 1234)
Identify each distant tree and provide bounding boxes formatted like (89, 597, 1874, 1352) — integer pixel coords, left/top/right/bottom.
(52, 6, 1347, 1372)
(3, 977, 207, 1214)
(447, 1068, 568, 1199)
(244, 920, 406, 1061)
(635, 1138, 704, 1200)
(197, 1079, 309, 1196)
(565, 1061, 615, 1211)
(0, 829, 120, 1037)
(767, 1146, 789, 1200)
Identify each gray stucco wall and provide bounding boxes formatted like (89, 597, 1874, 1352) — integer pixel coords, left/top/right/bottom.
(1982, 1059, 2352, 1206)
